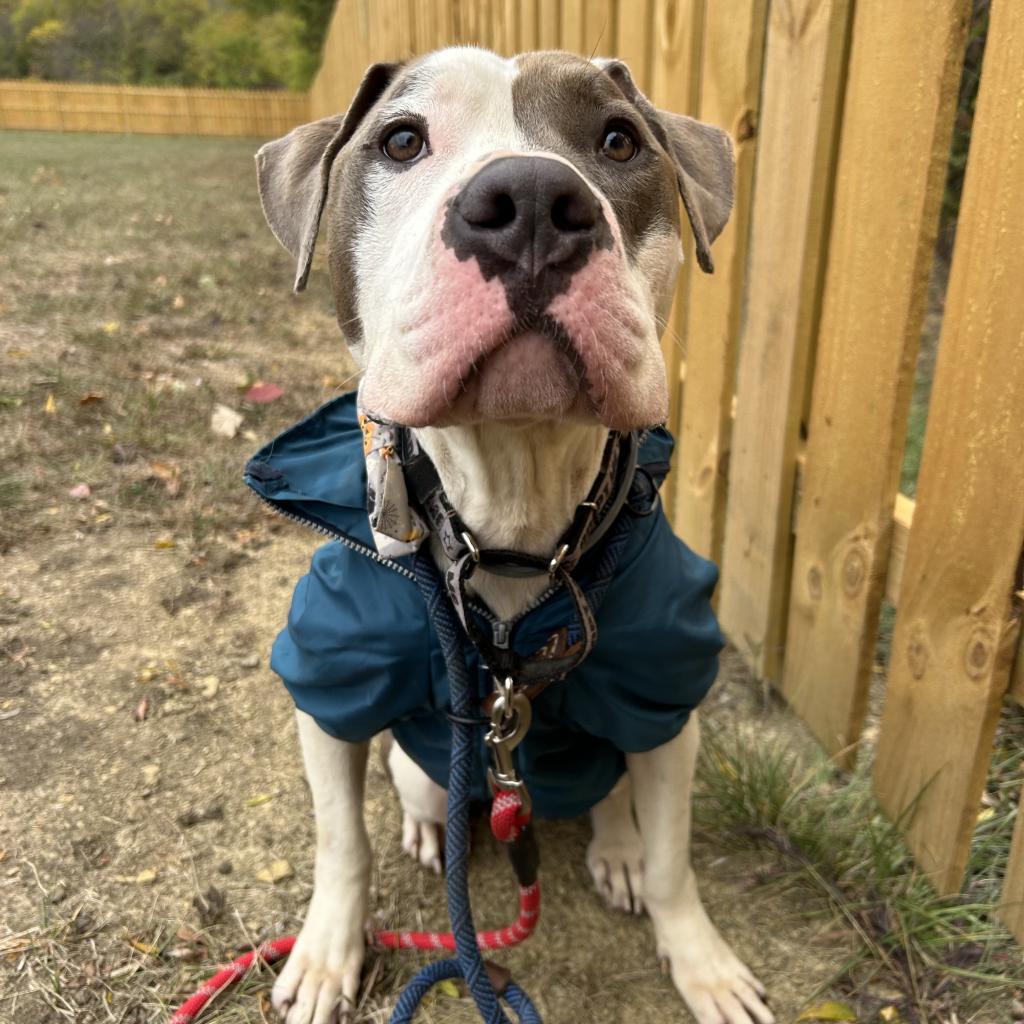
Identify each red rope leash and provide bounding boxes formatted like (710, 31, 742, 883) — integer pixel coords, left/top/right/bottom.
(169, 792, 537, 1024)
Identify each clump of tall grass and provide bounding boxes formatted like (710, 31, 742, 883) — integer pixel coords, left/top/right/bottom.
(696, 709, 1024, 1019)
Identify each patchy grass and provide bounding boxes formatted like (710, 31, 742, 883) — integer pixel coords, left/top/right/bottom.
(696, 703, 1024, 1022)
(0, 130, 355, 555)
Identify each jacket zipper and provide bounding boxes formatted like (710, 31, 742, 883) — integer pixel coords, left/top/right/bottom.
(249, 490, 417, 582)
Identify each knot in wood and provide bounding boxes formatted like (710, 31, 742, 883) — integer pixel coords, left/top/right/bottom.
(964, 629, 993, 680)
(842, 547, 867, 597)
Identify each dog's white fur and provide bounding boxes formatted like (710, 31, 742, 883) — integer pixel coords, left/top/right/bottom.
(269, 47, 772, 1024)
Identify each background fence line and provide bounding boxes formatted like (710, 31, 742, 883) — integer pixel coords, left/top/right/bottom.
(0, 80, 309, 137)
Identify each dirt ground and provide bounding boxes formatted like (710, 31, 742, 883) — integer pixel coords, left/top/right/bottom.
(1, 130, 855, 1023)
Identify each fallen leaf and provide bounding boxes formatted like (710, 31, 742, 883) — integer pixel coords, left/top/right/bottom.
(244, 381, 283, 404)
(154, 536, 176, 550)
(79, 392, 105, 405)
(256, 859, 293, 884)
(245, 793, 273, 807)
(797, 1002, 857, 1023)
(68, 483, 91, 500)
(976, 806, 995, 823)
(43, 393, 57, 414)
(7, 348, 29, 358)
(211, 404, 244, 439)
(127, 937, 160, 956)
(114, 868, 158, 885)
(103, 321, 120, 335)
(436, 979, 461, 999)
(147, 461, 182, 496)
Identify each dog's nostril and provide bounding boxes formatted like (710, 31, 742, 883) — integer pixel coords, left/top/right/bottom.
(464, 191, 517, 230)
(551, 192, 597, 233)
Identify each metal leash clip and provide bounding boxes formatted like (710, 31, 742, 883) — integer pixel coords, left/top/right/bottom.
(484, 677, 533, 815)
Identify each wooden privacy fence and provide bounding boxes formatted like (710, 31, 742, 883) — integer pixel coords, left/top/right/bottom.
(308, 0, 1024, 934)
(0, 81, 309, 136)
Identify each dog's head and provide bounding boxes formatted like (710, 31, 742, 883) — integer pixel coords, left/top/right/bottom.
(257, 48, 733, 431)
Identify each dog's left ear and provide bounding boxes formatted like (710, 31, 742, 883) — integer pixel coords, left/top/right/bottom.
(256, 62, 401, 292)
(596, 59, 734, 273)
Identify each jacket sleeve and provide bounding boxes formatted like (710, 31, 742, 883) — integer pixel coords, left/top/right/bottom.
(556, 509, 724, 753)
(269, 541, 439, 742)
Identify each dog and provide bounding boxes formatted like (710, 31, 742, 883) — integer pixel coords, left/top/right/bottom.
(251, 46, 772, 1024)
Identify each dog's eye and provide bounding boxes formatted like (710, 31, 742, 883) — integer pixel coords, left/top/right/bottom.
(383, 127, 426, 163)
(600, 126, 638, 162)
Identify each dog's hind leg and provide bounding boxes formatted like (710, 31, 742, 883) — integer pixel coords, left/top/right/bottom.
(388, 737, 447, 874)
(272, 711, 370, 1024)
(628, 711, 774, 1024)
(587, 774, 646, 914)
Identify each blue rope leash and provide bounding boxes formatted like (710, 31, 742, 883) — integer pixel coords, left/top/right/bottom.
(388, 556, 538, 1024)
(390, 513, 634, 1023)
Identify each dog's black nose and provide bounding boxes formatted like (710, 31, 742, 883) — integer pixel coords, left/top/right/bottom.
(444, 156, 609, 305)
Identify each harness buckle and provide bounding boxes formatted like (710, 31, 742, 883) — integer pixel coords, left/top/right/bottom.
(461, 530, 481, 562)
(548, 543, 570, 575)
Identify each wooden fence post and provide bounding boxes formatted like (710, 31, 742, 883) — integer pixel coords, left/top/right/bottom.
(615, 0, 653, 93)
(717, 0, 853, 682)
(649, 0, 705, 523)
(672, 0, 767, 563)
(874, 0, 1024, 896)
(780, 0, 970, 763)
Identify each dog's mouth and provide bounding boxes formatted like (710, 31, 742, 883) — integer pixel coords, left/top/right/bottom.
(443, 319, 594, 424)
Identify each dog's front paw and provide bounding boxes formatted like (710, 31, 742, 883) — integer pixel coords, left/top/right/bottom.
(272, 886, 366, 1024)
(653, 901, 773, 1024)
(586, 828, 645, 914)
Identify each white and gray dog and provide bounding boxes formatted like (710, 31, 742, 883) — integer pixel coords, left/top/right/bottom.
(255, 46, 771, 1024)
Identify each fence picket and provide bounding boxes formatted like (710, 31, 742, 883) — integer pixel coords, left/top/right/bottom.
(717, 0, 853, 681)
(672, 0, 767, 563)
(614, 0, 652, 92)
(873, 0, 1024, 895)
(781, 0, 970, 763)
(648, 0, 704, 522)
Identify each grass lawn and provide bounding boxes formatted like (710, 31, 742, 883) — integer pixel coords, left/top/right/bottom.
(0, 130, 1019, 1024)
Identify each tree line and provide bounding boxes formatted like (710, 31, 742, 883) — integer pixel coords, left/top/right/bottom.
(0, 0, 336, 90)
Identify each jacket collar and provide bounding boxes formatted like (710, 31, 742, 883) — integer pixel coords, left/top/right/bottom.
(244, 390, 676, 550)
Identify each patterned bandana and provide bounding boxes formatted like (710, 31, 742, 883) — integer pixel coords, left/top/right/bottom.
(358, 409, 428, 559)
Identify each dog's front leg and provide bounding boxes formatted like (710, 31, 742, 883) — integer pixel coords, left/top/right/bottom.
(627, 712, 774, 1024)
(272, 711, 371, 1024)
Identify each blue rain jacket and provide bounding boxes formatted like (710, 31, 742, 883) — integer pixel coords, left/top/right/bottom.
(245, 392, 723, 819)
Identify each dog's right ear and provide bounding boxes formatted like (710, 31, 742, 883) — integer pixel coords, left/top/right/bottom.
(256, 62, 400, 293)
